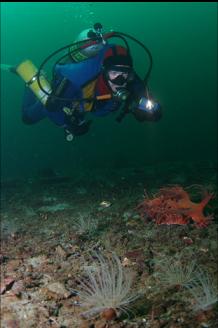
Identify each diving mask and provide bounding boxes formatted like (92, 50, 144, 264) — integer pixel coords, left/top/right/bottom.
(107, 65, 133, 86)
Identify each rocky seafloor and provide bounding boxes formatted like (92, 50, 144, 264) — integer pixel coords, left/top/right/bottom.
(1, 160, 218, 328)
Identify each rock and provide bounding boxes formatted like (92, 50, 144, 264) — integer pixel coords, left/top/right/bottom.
(26, 255, 47, 269)
(1, 296, 49, 328)
(1, 277, 15, 294)
(7, 259, 22, 273)
(95, 318, 107, 328)
(41, 282, 71, 301)
(55, 245, 67, 259)
(1, 317, 20, 328)
(11, 280, 25, 296)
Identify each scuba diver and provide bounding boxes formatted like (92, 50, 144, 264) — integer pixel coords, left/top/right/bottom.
(15, 23, 162, 141)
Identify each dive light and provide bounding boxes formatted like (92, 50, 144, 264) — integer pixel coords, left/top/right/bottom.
(138, 96, 161, 114)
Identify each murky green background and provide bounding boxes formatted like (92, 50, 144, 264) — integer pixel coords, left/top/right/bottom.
(1, 2, 217, 179)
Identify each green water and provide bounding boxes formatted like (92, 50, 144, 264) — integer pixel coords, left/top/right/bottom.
(1, 2, 217, 179)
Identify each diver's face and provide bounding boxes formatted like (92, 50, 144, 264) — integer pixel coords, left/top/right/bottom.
(108, 70, 129, 82)
(107, 65, 130, 92)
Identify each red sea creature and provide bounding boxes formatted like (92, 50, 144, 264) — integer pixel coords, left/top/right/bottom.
(136, 185, 214, 227)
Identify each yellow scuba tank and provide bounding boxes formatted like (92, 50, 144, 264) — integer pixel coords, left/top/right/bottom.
(16, 60, 51, 105)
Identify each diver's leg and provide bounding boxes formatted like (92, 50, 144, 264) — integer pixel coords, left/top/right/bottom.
(22, 87, 47, 124)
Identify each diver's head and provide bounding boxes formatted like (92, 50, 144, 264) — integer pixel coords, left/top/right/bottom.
(103, 46, 133, 94)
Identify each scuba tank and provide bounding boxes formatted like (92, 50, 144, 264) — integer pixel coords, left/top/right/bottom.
(16, 59, 51, 105)
(69, 23, 106, 62)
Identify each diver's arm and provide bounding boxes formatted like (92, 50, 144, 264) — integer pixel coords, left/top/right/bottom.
(45, 61, 82, 112)
(128, 73, 162, 122)
(45, 76, 72, 112)
(128, 73, 146, 100)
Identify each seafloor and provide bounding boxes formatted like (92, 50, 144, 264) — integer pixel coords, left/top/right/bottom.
(1, 160, 218, 328)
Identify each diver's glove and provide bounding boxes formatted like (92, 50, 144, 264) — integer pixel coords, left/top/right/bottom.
(73, 120, 92, 136)
(65, 120, 92, 141)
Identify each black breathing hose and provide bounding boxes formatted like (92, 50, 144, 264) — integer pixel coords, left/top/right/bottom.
(36, 31, 153, 102)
